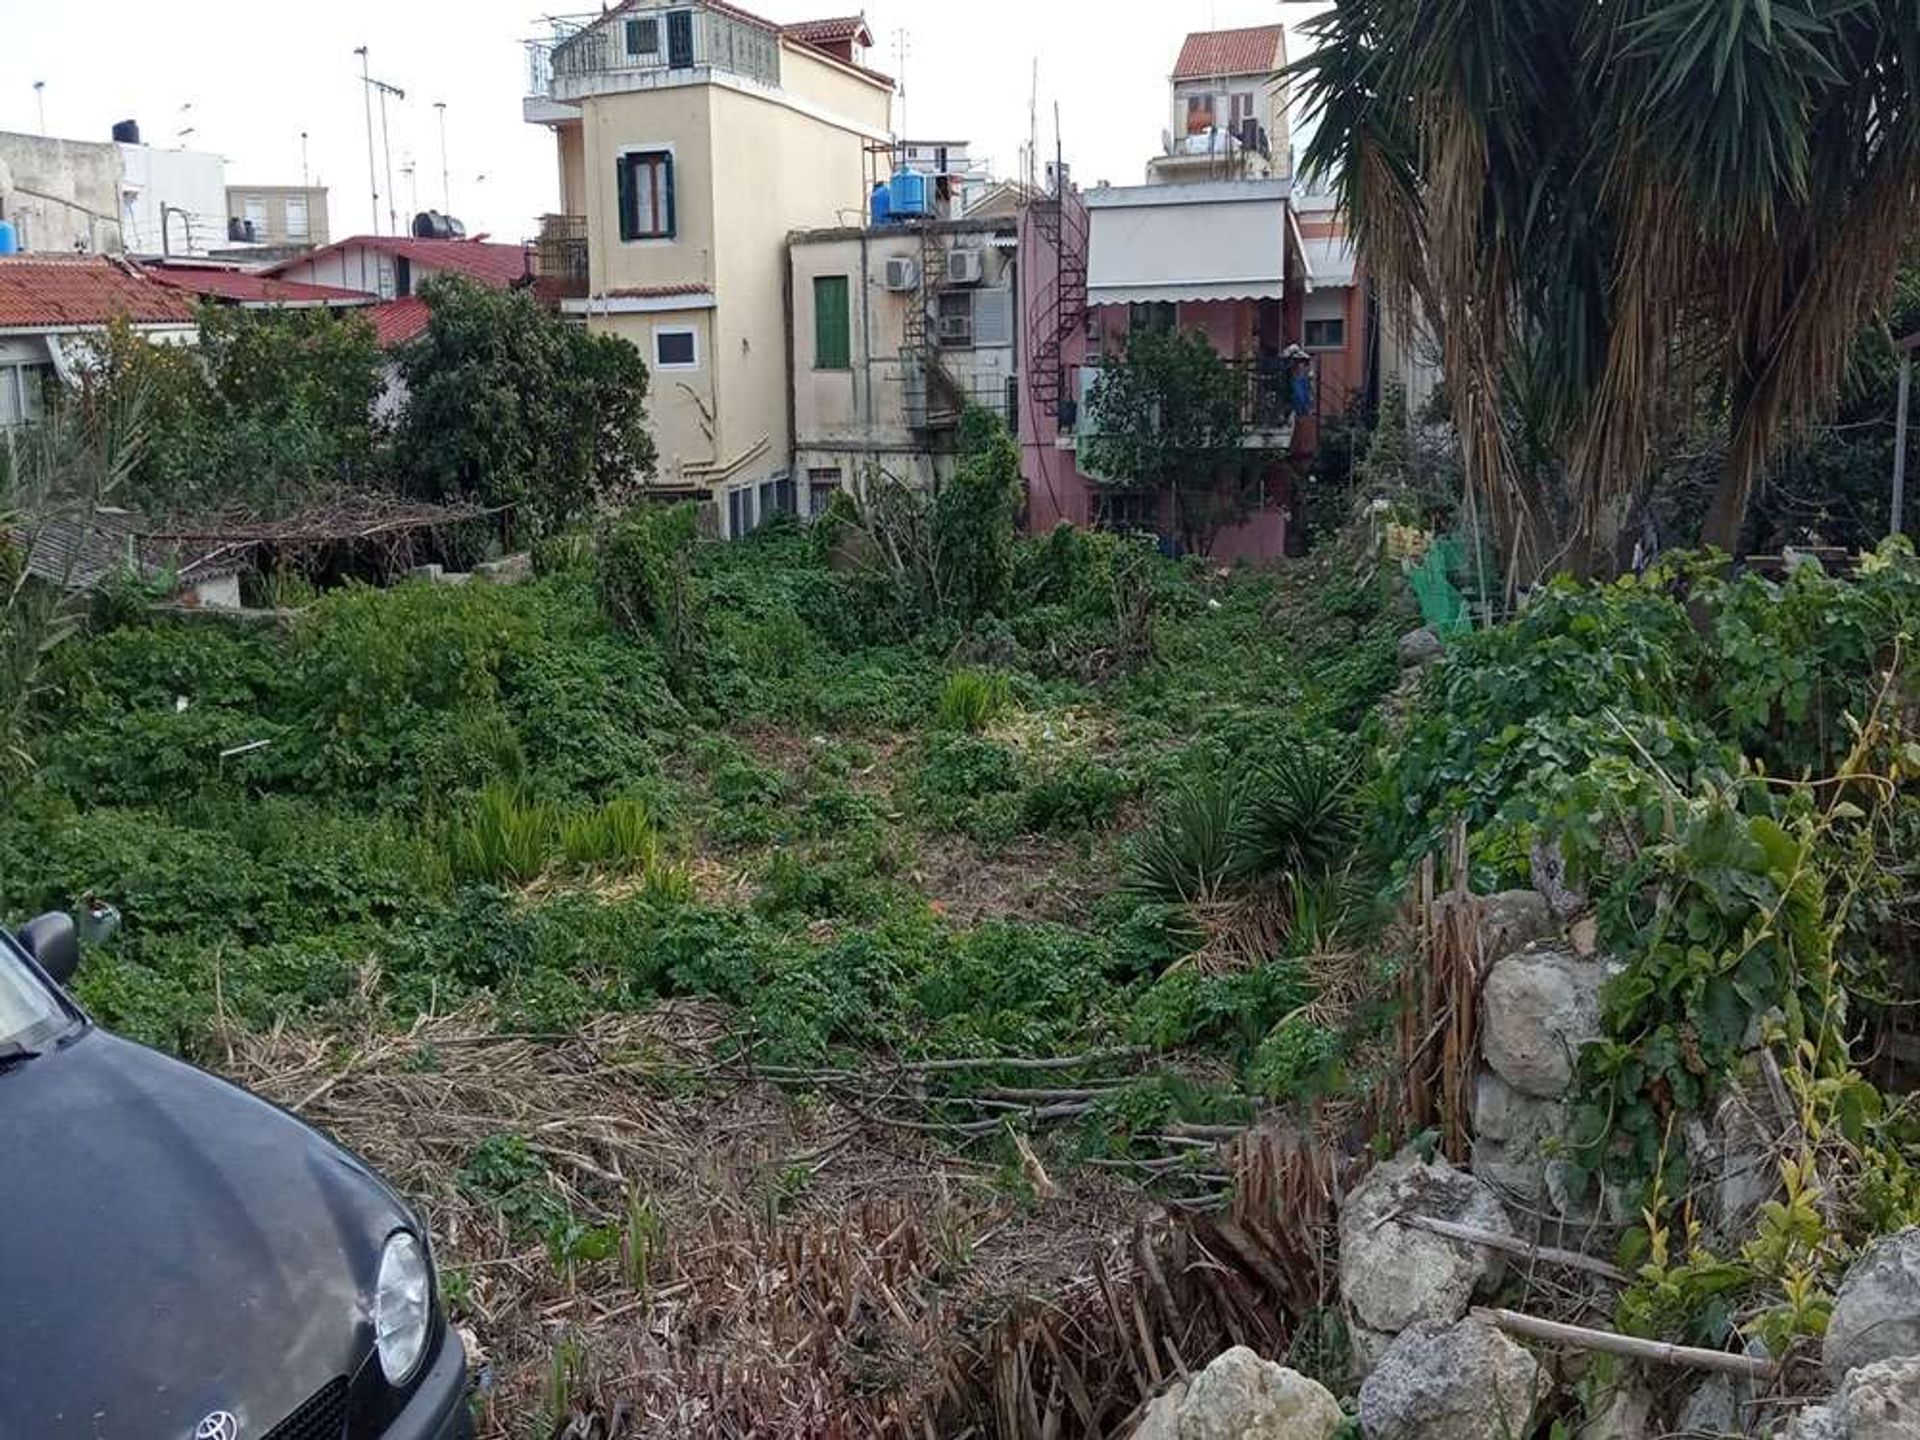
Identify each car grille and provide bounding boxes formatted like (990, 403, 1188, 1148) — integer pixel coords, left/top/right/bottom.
(263, 1377, 350, 1440)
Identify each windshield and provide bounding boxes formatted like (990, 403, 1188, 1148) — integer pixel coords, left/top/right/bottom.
(0, 937, 68, 1051)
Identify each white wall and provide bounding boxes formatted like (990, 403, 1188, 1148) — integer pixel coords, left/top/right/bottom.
(118, 144, 228, 257)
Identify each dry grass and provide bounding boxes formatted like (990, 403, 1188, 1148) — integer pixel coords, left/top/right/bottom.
(222, 1000, 1159, 1437)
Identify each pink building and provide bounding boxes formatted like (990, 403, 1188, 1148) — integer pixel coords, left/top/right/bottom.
(1015, 28, 1313, 562)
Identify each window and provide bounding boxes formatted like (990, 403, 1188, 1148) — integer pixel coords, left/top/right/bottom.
(1230, 93, 1255, 130)
(807, 466, 841, 515)
(617, 149, 676, 242)
(973, 288, 1013, 348)
(813, 275, 851, 370)
(666, 8, 695, 68)
(1305, 317, 1346, 350)
(284, 196, 309, 241)
(653, 327, 698, 370)
(626, 16, 660, 57)
(1095, 489, 1159, 536)
(727, 486, 752, 539)
(1130, 302, 1176, 336)
(1185, 95, 1214, 134)
(937, 291, 973, 348)
(243, 197, 267, 239)
(759, 475, 795, 521)
(0, 363, 51, 428)
(395, 256, 413, 298)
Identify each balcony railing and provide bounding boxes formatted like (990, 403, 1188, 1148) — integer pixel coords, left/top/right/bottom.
(534, 214, 589, 299)
(524, 8, 781, 103)
(1073, 357, 1298, 447)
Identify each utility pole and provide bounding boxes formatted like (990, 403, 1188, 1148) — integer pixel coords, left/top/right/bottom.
(434, 102, 451, 214)
(355, 48, 379, 233)
(300, 130, 310, 190)
(33, 81, 45, 135)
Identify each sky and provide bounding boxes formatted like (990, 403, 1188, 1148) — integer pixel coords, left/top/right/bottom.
(0, 0, 1328, 244)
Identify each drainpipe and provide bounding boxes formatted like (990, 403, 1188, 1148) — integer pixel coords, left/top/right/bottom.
(858, 225, 873, 430)
(783, 234, 799, 480)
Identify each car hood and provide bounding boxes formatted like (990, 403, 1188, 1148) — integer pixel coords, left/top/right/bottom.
(0, 1027, 414, 1439)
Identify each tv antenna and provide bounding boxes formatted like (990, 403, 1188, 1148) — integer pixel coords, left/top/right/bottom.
(355, 47, 406, 235)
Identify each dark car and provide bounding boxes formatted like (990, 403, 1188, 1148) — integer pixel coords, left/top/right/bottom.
(0, 913, 473, 1440)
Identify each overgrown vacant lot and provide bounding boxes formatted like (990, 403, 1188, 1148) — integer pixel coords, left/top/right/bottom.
(0, 516, 1405, 1430)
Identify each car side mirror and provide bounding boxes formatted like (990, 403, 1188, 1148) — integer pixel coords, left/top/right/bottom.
(16, 913, 81, 987)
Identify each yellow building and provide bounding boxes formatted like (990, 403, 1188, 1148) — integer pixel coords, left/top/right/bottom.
(524, 5, 894, 535)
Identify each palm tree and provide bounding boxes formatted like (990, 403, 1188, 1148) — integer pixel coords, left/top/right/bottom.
(1292, 0, 1920, 580)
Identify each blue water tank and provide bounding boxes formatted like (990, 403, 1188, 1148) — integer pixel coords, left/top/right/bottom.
(889, 167, 931, 219)
(869, 182, 892, 227)
(0, 221, 16, 257)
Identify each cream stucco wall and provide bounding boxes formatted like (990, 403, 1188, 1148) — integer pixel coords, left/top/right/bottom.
(587, 305, 718, 487)
(557, 124, 588, 216)
(777, 44, 895, 132)
(580, 85, 718, 297)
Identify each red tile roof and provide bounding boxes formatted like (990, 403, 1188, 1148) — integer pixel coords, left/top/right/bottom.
(144, 264, 374, 308)
(1172, 25, 1285, 81)
(368, 297, 432, 349)
(605, 283, 712, 299)
(0, 255, 199, 329)
(262, 236, 533, 290)
(783, 15, 873, 47)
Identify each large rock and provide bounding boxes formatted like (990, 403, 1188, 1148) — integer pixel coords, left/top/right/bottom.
(1703, 1087, 1779, 1235)
(1577, 1373, 1655, 1439)
(1134, 1381, 1186, 1440)
(1174, 1348, 1343, 1440)
(1481, 946, 1615, 1098)
(1471, 1069, 1579, 1208)
(1478, 889, 1560, 960)
(1781, 1404, 1845, 1440)
(1675, 1373, 1739, 1436)
(1843, 1354, 1920, 1440)
(1358, 1318, 1543, 1440)
(1398, 627, 1445, 669)
(1824, 1229, 1920, 1384)
(1339, 1152, 1514, 1338)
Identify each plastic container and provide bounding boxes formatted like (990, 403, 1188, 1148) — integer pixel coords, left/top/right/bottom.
(888, 167, 930, 219)
(0, 221, 17, 256)
(869, 182, 892, 227)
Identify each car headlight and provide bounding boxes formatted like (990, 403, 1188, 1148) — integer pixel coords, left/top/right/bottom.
(373, 1230, 432, 1385)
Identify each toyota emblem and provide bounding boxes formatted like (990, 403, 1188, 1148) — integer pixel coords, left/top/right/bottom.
(194, 1413, 239, 1440)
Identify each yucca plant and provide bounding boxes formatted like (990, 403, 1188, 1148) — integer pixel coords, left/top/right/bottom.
(936, 668, 1012, 733)
(1236, 751, 1362, 883)
(1127, 773, 1250, 905)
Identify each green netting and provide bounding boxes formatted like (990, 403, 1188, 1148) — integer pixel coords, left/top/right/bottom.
(1408, 535, 1473, 636)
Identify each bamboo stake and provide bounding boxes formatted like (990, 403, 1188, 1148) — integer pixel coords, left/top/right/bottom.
(1402, 1215, 1629, 1283)
(1470, 1308, 1780, 1380)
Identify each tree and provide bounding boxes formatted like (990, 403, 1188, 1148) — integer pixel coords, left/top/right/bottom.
(394, 277, 657, 539)
(1293, 0, 1920, 579)
(1080, 327, 1257, 556)
(931, 406, 1023, 625)
(78, 306, 384, 516)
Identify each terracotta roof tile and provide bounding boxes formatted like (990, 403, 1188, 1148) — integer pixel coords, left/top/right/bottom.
(369, 297, 432, 348)
(1172, 25, 1285, 81)
(145, 265, 374, 307)
(0, 255, 198, 329)
(783, 15, 873, 47)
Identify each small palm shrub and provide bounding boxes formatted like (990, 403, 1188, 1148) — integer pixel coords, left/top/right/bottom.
(1237, 751, 1361, 880)
(1128, 773, 1249, 904)
(936, 669, 1012, 734)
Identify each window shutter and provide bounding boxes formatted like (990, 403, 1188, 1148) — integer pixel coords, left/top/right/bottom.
(814, 276, 851, 370)
(663, 154, 676, 238)
(973, 288, 1013, 348)
(616, 156, 635, 242)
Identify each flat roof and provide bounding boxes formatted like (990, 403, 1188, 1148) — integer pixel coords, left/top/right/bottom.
(1085, 177, 1293, 209)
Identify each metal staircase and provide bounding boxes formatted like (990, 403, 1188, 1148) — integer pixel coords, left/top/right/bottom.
(1024, 191, 1089, 424)
(903, 220, 967, 437)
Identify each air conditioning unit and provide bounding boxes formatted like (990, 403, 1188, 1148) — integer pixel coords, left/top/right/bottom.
(937, 313, 973, 346)
(946, 248, 985, 286)
(883, 256, 919, 291)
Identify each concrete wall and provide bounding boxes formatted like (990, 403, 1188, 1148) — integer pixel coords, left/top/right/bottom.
(790, 224, 1018, 501)
(118, 144, 227, 257)
(587, 303, 719, 486)
(0, 131, 125, 254)
(557, 124, 588, 216)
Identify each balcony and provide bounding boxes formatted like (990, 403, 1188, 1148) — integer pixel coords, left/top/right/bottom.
(1071, 358, 1297, 451)
(534, 214, 590, 300)
(524, 6, 781, 117)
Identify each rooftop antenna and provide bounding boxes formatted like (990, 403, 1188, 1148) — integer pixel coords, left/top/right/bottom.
(355, 48, 379, 233)
(1028, 58, 1039, 191)
(891, 27, 910, 140)
(369, 73, 406, 238)
(33, 81, 45, 136)
(434, 101, 451, 214)
(401, 158, 418, 219)
(300, 130, 311, 189)
(176, 102, 195, 148)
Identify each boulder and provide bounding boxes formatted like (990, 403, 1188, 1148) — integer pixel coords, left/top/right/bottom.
(1471, 1069, 1579, 1206)
(1174, 1348, 1343, 1440)
(1398, 626, 1445, 669)
(1481, 947, 1615, 1099)
(1824, 1229, 1920, 1384)
(1842, 1354, 1920, 1440)
(1577, 1373, 1655, 1440)
(1781, 1404, 1844, 1440)
(1675, 1373, 1739, 1436)
(1133, 1381, 1187, 1440)
(475, 553, 534, 585)
(1478, 889, 1559, 960)
(1339, 1152, 1513, 1338)
(1702, 1087, 1780, 1238)
(1357, 1318, 1543, 1440)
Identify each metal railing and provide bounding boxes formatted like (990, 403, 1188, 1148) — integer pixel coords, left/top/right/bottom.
(1073, 357, 1298, 441)
(534, 214, 589, 298)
